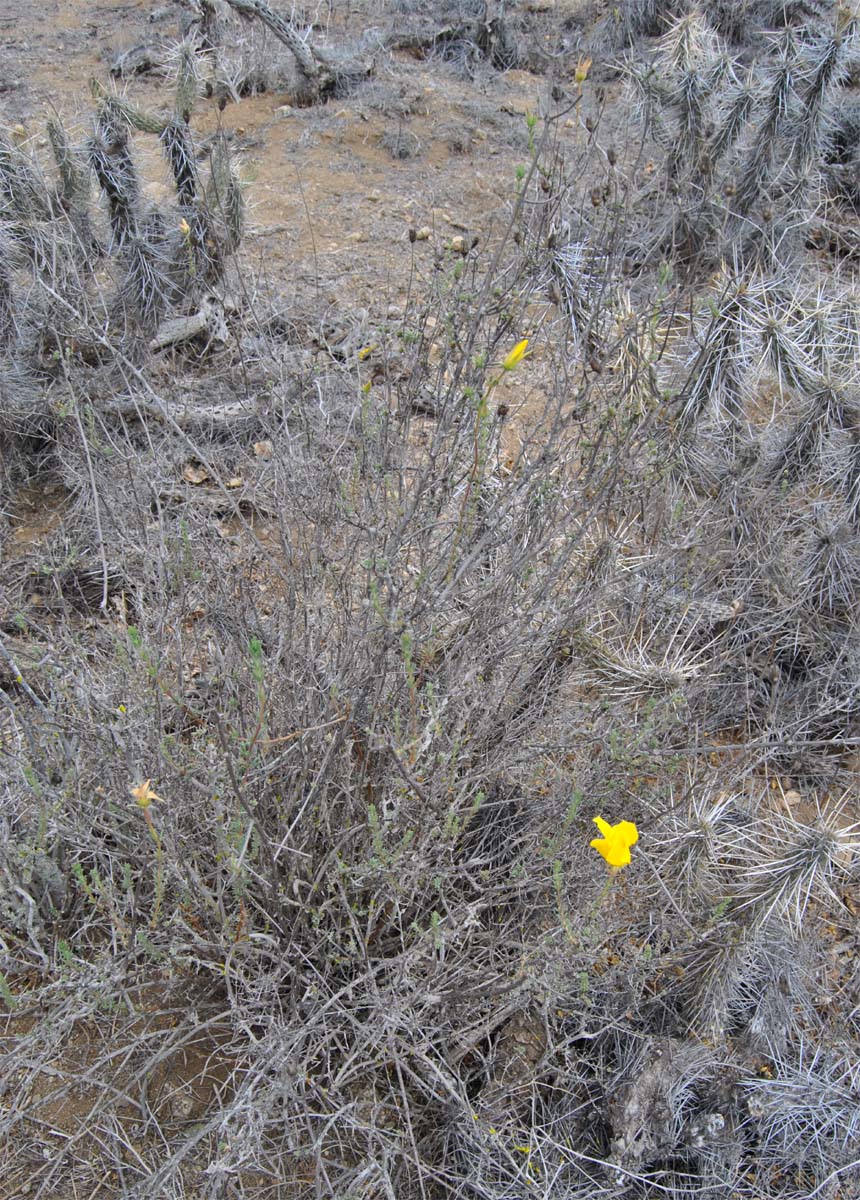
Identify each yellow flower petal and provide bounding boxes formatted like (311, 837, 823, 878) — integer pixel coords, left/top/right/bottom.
(130, 779, 163, 810)
(614, 820, 638, 847)
(502, 338, 529, 371)
(590, 837, 632, 868)
(590, 816, 639, 870)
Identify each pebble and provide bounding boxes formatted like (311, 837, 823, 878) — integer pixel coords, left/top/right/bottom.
(414, 226, 432, 241)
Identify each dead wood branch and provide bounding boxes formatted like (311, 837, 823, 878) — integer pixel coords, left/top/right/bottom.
(150, 297, 229, 352)
(221, 0, 375, 99)
(223, 0, 319, 82)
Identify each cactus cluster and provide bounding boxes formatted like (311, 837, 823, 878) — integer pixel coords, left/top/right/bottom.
(0, 48, 242, 355)
(622, 6, 859, 272)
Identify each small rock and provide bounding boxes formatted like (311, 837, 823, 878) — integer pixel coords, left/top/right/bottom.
(347, 231, 368, 243)
(254, 440, 274, 459)
(450, 235, 468, 255)
(414, 226, 432, 241)
(182, 463, 209, 485)
(501, 98, 532, 117)
(387, 304, 401, 320)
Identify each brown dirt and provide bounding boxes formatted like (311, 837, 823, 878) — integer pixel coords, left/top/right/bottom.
(0, 980, 236, 1199)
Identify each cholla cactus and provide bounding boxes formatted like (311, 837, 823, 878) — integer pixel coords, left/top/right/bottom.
(734, 807, 859, 930)
(653, 789, 743, 903)
(206, 132, 244, 255)
(678, 270, 759, 429)
(160, 119, 198, 207)
(770, 385, 854, 482)
(798, 512, 860, 614)
(823, 94, 860, 206)
(550, 239, 609, 347)
(610, 291, 666, 414)
(732, 29, 799, 217)
(842, 433, 860, 524)
(159, 39, 203, 206)
(608, 0, 689, 49)
(708, 66, 757, 166)
(46, 118, 90, 215)
(121, 211, 179, 329)
(172, 38, 201, 123)
(0, 135, 51, 223)
(629, 10, 859, 273)
(0, 55, 244, 342)
(825, 291, 860, 371)
(744, 1044, 860, 1192)
(757, 301, 819, 396)
(790, 11, 858, 175)
(89, 101, 141, 246)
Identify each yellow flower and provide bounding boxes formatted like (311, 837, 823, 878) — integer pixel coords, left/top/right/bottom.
(590, 816, 638, 869)
(502, 338, 529, 371)
(131, 779, 163, 810)
(574, 56, 592, 85)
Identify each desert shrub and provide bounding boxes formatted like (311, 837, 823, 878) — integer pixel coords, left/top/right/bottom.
(2, 4, 860, 1199)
